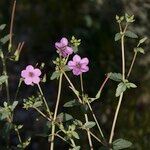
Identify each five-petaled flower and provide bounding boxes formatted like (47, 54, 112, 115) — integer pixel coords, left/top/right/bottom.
(21, 65, 41, 85)
(68, 54, 89, 76)
(55, 37, 73, 57)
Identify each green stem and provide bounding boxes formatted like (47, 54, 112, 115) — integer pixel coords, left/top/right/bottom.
(37, 84, 52, 118)
(84, 114, 94, 150)
(33, 107, 51, 122)
(87, 101, 105, 140)
(109, 30, 126, 144)
(50, 73, 63, 150)
(14, 79, 22, 101)
(70, 138, 76, 148)
(126, 52, 137, 79)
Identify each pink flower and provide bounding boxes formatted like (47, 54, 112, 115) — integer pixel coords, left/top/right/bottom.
(55, 37, 73, 57)
(68, 54, 89, 76)
(21, 65, 41, 85)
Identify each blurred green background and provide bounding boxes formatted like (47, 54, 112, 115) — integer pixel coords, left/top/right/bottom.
(0, 0, 149, 149)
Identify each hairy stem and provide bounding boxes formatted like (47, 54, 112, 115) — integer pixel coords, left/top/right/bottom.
(109, 30, 126, 144)
(37, 84, 52, 118)
(126, 52, 137, 79)
(50, 74, 63, 150)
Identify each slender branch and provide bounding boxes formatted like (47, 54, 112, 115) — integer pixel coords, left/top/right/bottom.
(33, 107, 51, 122)
(126, 52, 137, 79)
(50, 74, 63, 150)
(62, 71, 82, 103)
(84, 114, 94, 150)
(109, 93, 123, 144)
(99, 75, 109, 93)
(9, 0, 16, 51)
(80, 74, 84, 93)
(109, 26, 126, 144)
(14, 79, 22, 101)
(87, 101, 105, 140)
(37, 84, 52, 118)
(70, 138, 76, 147)
(14, 127, 22, 144)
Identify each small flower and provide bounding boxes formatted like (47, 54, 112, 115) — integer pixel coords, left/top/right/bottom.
(21, 65, 41, 85)
(68, 54, 89, 76)
(55, 37, 73, 57)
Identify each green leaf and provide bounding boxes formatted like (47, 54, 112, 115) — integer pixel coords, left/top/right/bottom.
(11, 101, 18, 110)
(115, 82, 127, 97)
(115, 33, 121, 41)
(108, 73, 123, 82)
(63, 100, 79, 107)
(72, 131, 80, 139)
(139, 37, 147, 44)
(0, 34, 10, 44)
(113, 138, 132, 150)
(84, 121, 96, 129)
(134, 47, 145, 54)
(33, 101, 43, 108)
(125, 31, 138, 39)
(71, 146, 81, 150)
(0, 24, 6, 30)
(50, 71, 61, 80)
(0, 75, 8, 85)
(126, 82, 137, 89)
(57, 113, 73, 122)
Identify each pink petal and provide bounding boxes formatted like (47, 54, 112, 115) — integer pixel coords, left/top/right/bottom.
(68, 61, 76, 69)
(80, 58, 89, 65)
(34, 69, 41, 76)
(73, 68, 82, 76)
(21, 70, 28, 78)
(81, 65, 89, 73)
(66, 46, 73, 55)
(73, 55, 81, 62)
(55, 42, 61, 49)
(26, 65, 34, 71)
(24, 78, 32, 85)
(60, 37, 68, 46)
(32, 77, 40, 84)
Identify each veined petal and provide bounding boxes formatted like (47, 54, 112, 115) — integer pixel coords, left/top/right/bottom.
(21, 70, 28, 78)
(32, 77, 40, 84)
(73, 54, 81, 62)
(66, 46, 73, 55)
(55, 42, 61, 49)
(24, 78, 32, 85)
(34, 69, 41, 76)
(68, 61, 76, 69)
(81, 65, 89, 73)
(80, 58, 89, 65)
(60, 37, 68, 46)
(73, 68, 82, 75)
(26, 65, 34, 71)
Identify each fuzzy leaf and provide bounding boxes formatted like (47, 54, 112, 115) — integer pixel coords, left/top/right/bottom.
(108, 73, 123, 82)
(0, 75, 8, 85)
(125, 31, 138, 39)
(113, 138, 132, 150)
(50, 71, 60, 80)
(134, 47, 145, 54)
(139, 37, 147, 44)
(84, 121, 96, 129)
(0, 34, 10, 44)
(72, 131, 80, 139)
(57, 113, 73, 122)
(0, 24, 6, 30)
(63, 100, 79, 107)
(115, 33, 121, 41)
(116, 82, 127, 97)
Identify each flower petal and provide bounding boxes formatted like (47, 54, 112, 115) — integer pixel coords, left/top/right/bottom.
(60, 37, 68, 46)
(55, 42, 62, 49)
(24, 78, 32, 85)
(66, 46, 73, 55)
(21, 70, 28, 78)
(73, 54, 81, 62)
(81, 65, 89, 73)
(68, 61, 76, 69)
(26, 65, 34, 71)
(34, 69, 41, 76)
(80, 58, 89, 65)
(32, 77, 40, 84)
(73, 68, 82, 76)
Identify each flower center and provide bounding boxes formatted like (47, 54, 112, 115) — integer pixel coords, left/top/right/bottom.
(28, 72, 34, 77)
(76, 63, 81, 69)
